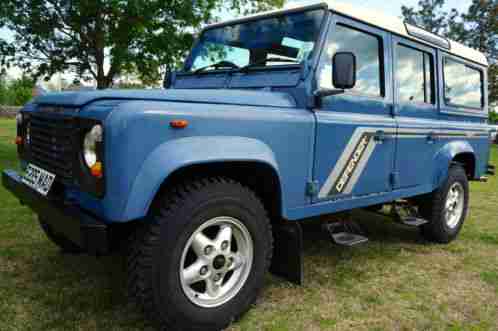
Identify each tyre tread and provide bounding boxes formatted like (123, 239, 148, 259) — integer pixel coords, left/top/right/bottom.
(419, 165, 469, 243)
(127, 177, 273, 331)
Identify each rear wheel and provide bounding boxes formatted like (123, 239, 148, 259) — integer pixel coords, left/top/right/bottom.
(39, 218, 84, 254)
(127, 177, 273, 331)
(419, 165, 469, 243)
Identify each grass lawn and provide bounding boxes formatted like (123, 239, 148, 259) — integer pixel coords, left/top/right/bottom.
(1, 118, 497, 331)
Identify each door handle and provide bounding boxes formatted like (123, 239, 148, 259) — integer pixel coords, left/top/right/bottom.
(374, 130, 386, 143)
(427, 132, 438, 144)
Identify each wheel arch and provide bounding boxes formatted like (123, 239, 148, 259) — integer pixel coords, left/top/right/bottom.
(451, 152, 476, 179)
(433, 140, 477, 188)
(152, 160, 284, 221)
(121, 136, 284, 222)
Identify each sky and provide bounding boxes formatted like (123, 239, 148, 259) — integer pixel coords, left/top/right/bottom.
(0, 0, 473, 86)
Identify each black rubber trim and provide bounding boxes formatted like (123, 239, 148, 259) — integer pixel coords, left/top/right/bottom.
(2, 169, 109, 255)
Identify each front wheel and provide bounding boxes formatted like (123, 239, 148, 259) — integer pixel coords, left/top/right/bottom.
(127, 177, 273, 331)
(419, 165, 469, 243)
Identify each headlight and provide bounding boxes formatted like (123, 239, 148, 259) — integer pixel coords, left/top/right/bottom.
(16, 113, 23, 125)
(83, 124, 103, 168)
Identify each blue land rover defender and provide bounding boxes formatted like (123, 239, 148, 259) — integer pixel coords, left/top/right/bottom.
(3, 2, 494, 330)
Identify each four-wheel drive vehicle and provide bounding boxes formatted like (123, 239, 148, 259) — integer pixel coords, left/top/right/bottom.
(2, 2, 494, 330)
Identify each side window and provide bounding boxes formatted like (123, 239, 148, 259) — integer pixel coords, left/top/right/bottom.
(319, 24, 383, 97)
(395, 44, 434, 104)
(443, 58, 483, 109)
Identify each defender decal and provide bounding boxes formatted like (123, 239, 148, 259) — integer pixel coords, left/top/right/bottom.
(318, 127, 396, 198)
(318, 127, 489, 199)
(332, 133, 372, 195)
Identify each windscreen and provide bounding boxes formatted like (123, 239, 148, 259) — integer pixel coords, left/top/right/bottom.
(185, 9, 325, 72)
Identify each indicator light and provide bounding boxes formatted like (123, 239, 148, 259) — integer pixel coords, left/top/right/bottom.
(170, 120, 189, 129)
(90, 161, 103, 178)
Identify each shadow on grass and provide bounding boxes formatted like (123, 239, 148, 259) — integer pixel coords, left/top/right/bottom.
(301, 209, 427, 252)
(3, 244, 152, 330)
(7, 210, 432, 330)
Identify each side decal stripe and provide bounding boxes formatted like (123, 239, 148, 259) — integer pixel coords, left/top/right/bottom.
(343, 137, 377, 194)
(317, 127, 489, 199)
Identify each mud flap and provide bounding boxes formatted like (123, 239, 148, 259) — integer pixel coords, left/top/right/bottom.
(270, 222, 304, 285)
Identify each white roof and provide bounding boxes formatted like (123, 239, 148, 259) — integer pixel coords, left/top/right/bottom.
(326, 1, 487, 66)
(206, 1, 488, 67)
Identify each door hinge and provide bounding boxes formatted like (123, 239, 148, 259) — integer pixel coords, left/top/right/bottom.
(306, 180, 319, 197)
(390, 172, 399, 187)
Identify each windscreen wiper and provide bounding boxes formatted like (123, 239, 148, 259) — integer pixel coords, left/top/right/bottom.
(237, 58, 299, 73)
(194, 61, 240, 74)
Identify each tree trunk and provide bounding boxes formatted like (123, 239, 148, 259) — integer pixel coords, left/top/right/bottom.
(95, 71, 116, 90)
(96, 76, 108, 89)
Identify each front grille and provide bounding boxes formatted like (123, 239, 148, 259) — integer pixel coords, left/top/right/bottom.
(28, 112, 77, 184)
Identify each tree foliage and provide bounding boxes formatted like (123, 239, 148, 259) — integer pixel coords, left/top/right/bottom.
(490, 110, 498, 124)
(0, 75, 36, 106)
(402, 0, 498, 105)
(402, 0, 458, 36)
(0, 0, 283, 89)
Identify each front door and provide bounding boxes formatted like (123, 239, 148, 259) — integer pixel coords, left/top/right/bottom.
(313, 15, 396, 202)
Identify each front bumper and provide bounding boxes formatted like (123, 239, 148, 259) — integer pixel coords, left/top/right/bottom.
(2, 169, 109, 255)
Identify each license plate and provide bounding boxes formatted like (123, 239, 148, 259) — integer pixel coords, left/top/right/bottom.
(22, 164, 56, 196)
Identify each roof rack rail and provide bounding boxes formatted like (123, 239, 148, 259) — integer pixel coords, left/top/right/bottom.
(405, 23, 451, 50)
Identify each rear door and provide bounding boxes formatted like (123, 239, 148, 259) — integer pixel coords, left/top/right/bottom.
(313, 15, 396, 202)
(392, 37, 439, 189)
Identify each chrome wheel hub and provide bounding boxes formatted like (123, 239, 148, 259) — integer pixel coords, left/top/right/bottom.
(445, 182, 464, 229)
(179, 216, 253, 308)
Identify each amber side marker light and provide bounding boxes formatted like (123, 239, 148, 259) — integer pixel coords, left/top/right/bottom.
(15, 136, 23, 145)
(170, 120, 189, 129)
(90, 161, 103, 178)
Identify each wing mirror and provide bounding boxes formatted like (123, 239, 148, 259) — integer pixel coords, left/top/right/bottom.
(332, 52, 356, 89)
(314, 52, 357, 98)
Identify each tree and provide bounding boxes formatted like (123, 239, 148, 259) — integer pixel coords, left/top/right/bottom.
(490, 109, 498, 123)
(460, 0, 498, 104)
(490, 64, 498, 105)
(9, 76, 36, 105)
(0, 73, 7, 105)
(402, 0, 497, 105)
(0, 75, 35, 106)
(0, 0, 283, 89)
(401, 0, 456, 35)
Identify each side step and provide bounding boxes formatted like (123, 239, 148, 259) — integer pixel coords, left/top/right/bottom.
(389, 202, 429, 227)
(398, 216, 428, 227)
(487, 164, 495, 176)
(323, 221, 368, 247)
(331, 232, 369, 246)
(478, 176, 489, 182)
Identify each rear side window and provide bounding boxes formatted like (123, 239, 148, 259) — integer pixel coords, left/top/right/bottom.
(319, 24, 383, 97)
(396, 45, 434, 104)
(443, 58, 483, 109)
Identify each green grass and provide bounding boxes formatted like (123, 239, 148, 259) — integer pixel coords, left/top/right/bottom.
(1, 118, 498, 330)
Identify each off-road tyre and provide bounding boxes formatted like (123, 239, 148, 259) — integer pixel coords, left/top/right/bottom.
(127, 177, 273, 331)
(39, 218, 84, 254)
(419, 165, 469, 243)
